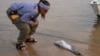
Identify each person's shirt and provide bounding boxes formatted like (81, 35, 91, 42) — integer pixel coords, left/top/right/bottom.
(9, 2, 39, 24)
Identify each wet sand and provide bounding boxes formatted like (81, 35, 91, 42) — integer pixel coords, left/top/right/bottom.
(0, 0, 100, 56)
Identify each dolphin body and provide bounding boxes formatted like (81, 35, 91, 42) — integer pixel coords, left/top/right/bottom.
(54, 40, 82, 56)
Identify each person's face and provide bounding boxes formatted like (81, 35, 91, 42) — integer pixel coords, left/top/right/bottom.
(40, 7, 48, 18)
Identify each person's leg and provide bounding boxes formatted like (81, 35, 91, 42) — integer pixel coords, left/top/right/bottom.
(29, 24, 38, 37)
(25, 24, 38, 42)
(15, 22, 30, 43)
(6, 8, 29, 50)
(14, 22, 30, 50)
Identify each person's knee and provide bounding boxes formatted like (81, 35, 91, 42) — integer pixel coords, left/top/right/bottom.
(21, 27, 30, 34)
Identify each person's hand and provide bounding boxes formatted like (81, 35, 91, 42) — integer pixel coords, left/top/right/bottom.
(31, 21, 38, 27)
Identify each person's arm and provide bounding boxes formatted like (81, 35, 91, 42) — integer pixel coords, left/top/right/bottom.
(31, 17, 38, 27)
(10, 3, 24, 11)
(20, 13, 33, 24)
(20, 13, 38, 26)
(9, 3, 24, 16)
(31, 20, 38, 27)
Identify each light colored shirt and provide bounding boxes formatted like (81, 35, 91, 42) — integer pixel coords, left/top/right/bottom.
(9, 2, 39, 24)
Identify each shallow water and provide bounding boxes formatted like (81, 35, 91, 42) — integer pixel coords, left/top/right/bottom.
(0, 0, 100, 56)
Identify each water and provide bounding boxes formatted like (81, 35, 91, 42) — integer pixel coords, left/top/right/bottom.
(38, 0, 97, 44)
(0, 0, 100, 56)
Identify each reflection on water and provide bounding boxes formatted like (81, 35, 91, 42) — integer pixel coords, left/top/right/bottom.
(16, 43, 39, 56)
(93, 17, 100, 27)
(90, 17, 100, 44)
(26, 43, 39, 56)
(17, 50, 29, 56)
(88, 17, 100, 56)
(88, 44, 100, 56)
